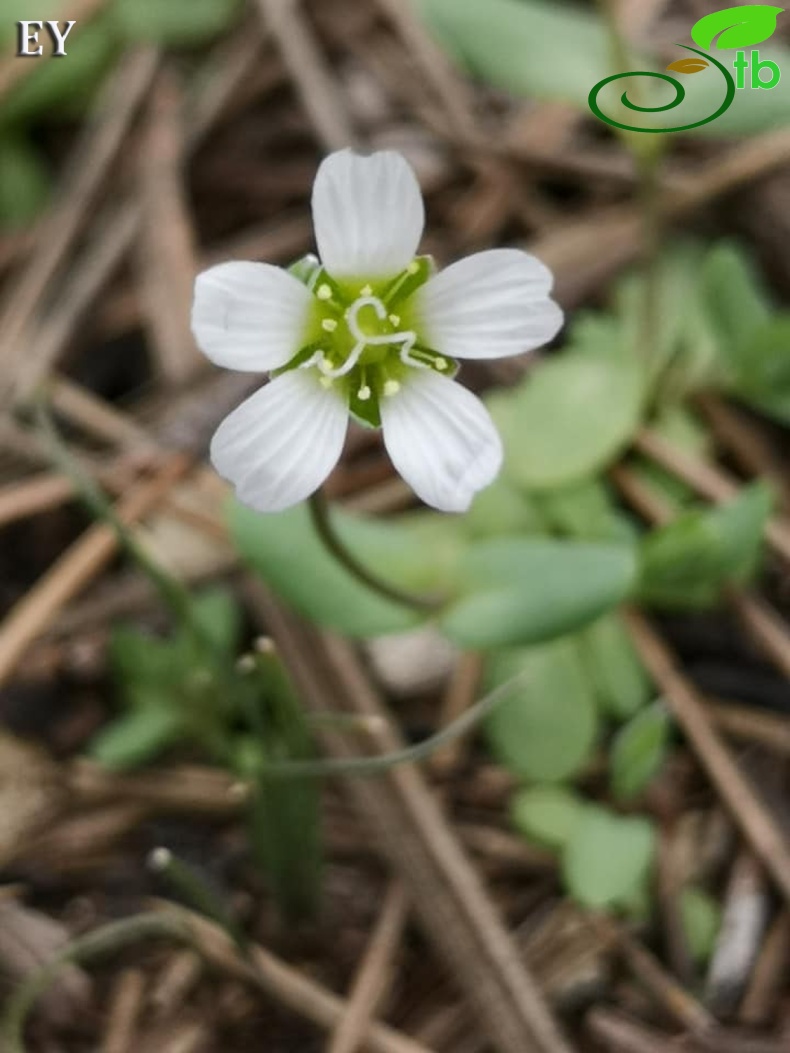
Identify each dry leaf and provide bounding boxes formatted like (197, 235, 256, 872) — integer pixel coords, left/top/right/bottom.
(666, 58, 711, 74)
(0, 731, 64, 868)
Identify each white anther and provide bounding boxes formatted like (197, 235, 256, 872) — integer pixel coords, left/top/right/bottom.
(388, 314, 401, 326)
(435, 357, 448, 371)
(383, 380, 401, 397)
(317, 283, 332, 301)
(321, 318, 338, 332)
(358, 385, 371, 401)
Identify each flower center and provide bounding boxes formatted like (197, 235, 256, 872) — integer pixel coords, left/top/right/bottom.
(282, 256, 454, 427)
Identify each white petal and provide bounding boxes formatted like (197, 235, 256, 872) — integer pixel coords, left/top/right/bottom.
(211, 370, 348, 512)
(192, 261, 312, 372)
(380, 371, 502, 513)
(414, 248, 563, 360)
(312, 149, 425, 280)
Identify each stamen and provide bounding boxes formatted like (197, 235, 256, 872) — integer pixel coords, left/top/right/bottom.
(383, 380, 401, 397)
(435, 357, 448, 371)
(316, 283, 332, 301)
(321, 318, 338, 332)
(358, 385, 371, 401)
(407, 261, 420, 275)
(388, 313, 401, 326)
(360, 283, 373, 296)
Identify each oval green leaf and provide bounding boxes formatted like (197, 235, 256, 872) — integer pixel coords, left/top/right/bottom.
(484, 641, 599, 782)
(610, 702, 672, 801)
(690, 5, 783, 50)
(511, 785, 585, 850)
(577, 613, 651, 721)
(562, 806, 656, 910)
(441, 537, 637, 650)
(638, 482, 773, 610)
(680, 887, 722, 964)
(229, 500, 463, 638)
(499, 348, 644, 491)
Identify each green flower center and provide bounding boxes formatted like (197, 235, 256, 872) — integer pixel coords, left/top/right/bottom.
(282, 255, 455, 427)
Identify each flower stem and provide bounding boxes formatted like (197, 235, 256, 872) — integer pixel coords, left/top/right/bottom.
(256, 669, 526, 779)
(3, 913, 189, 1053)
(307, 488, 441, 613)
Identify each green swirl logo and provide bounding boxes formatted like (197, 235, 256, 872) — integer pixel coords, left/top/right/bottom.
(588, 4, 784, 134)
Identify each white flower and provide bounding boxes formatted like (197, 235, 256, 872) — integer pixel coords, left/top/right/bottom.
(192, 149, 563, 514)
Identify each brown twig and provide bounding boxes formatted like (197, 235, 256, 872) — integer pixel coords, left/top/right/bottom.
(611, 464, 790, 682)
(169, 907, 434, 1053)
(588, 914, 715, 1034)
(244, 585, 572, 1053)
(137, 68, 202, 387)
(0, 47, 160, 402)
(625, 609, 790, 908)
(634, 428, 790, 567)
(101, 969, 146, 1053)
(695, 395, 790, 512)
(328, 882, 409, 1053)
(0, 455, 191, 688)
(255, 0, 358, 151)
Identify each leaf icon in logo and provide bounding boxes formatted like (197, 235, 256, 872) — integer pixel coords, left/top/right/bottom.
(690, 4, 784, 50)
(666, 57, 711, 74)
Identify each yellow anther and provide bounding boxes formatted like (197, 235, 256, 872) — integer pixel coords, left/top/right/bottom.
(388, 313, 401, 326)
(435, 357, 448, 371)
(360, 284, 373, 297)
(407, 261, 420, 275)
(321, 318, 338, 332)
(358, 385, 372, 401)
(383, 380, 401, 397)
(317, 283, 332, 301)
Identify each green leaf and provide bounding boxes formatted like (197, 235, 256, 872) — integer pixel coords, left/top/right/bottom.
(728, 317, 790, 425)
(691, 5, 783, 50)
(484, 641, 599, 782)
(464, 475, 547, 539)
(0, 20, 117, 127)
(577, 613, 651, 721)
(499, 345, 644, 491)
(510, 785, 584, 851)
(701, 242, 772, 382)
(111, 0, 243, 45)
(680, 887, 722, 964)
(229, 500, 462, 638)
(441, 536, 637, 650)
(189, 588, 241, 657)
(562, 806, 656, 910)
(610, 702, 672, 801)
(90, 707, 183, 769)
(638, 483, 773, 609)
(0, 138, 51, 228)
(110, 628, 184, 696)
(533, 478, 636, 543)
(415, 0, 612, 109)
(240, 646, 322, 921)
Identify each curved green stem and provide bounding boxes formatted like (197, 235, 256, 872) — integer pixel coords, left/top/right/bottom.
(308, 489, 442, 613)
(3, 913, 189, 1053)
(258, 669, 526, 779)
